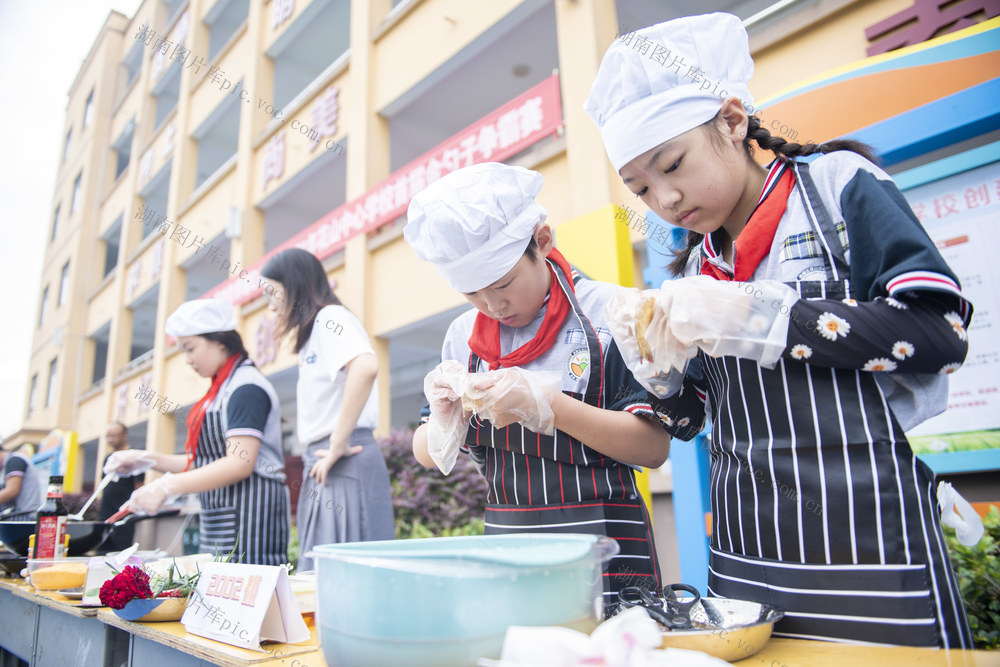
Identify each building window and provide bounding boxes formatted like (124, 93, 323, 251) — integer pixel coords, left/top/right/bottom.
(27, 374, 38, 418)
(71, 172, 83, 213)
(39, 286, 49, 327)
(58, 262, 70, 307)
(63, 129, 72, 162)
(113, 120, 135, 180)
(207, 0, 250, 62)
(46, 359, 57, 408)
(102, 215, 123, 278)
(51, 205, 60, 242)
(123, 41, 142, 90)
(83, 89, 94, 128)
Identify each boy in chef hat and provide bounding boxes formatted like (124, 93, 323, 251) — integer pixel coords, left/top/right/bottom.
(584, 13, 974, 646)
(405, 162, 705, 614)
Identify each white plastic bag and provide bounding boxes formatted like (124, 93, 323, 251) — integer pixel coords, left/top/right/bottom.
(937, 481, 985, 546)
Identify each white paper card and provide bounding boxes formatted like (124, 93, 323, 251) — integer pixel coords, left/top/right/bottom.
(181, 562, 309, 651)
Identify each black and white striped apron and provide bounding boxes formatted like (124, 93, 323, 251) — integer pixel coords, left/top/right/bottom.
(196, 410, 290, 566)
(703, 162, 973, 648)
(466, 267, 662, 616)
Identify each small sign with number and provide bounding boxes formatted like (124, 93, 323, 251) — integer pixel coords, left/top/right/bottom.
(181, 562, 309, 650)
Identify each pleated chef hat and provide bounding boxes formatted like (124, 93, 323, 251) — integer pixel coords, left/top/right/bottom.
(404, 162, 547, 293)
(165, 299, 238, 337)
(584, 13, 754, 171)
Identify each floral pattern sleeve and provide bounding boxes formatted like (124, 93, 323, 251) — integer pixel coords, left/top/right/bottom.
(783, 291, 969, 375)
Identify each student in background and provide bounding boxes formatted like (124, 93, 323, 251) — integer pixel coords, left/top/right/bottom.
(0, 445, 43, 516)
(261, 249, 394, 572)
(98, 421, 141, 551)
(106, 299, 290, 566)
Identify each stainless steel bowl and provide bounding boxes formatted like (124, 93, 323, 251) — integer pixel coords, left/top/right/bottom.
(658, 597, 784, 661)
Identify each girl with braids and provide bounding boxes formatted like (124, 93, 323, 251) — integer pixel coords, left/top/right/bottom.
(585, 13, 974, 647)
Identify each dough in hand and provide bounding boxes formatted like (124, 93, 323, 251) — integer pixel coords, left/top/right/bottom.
(461, 394, 483, 413)
(635, 297, 656, 363)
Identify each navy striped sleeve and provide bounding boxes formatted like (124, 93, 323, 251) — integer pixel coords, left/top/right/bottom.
(604, 338, 706, 441)
(226, 385, 271, 438)
(3, 456, 28, 478)
(841, 168, 971, 323)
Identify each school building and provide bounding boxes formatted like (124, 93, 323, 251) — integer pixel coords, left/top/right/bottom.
(10, 0, 999, 584)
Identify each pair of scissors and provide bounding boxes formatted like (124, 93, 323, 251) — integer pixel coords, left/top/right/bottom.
(618, 583, 702, 630)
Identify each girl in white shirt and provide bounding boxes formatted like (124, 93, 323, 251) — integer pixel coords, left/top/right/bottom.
(261, 248, 394, 571)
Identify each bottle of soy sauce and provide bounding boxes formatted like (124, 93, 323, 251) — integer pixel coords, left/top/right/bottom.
(32, 475, 68, 559)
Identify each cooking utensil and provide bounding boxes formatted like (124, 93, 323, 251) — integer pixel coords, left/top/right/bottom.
(657, 596, 784, 661)
(0, 508, 180, 557)
(104, 507, 132, 524)
(57, 587, 85, 600)
(618, 587, 684, 629)
(0, 554, 27, 576)
(67, 474, 116, 521)
(618, 583, 702, 630)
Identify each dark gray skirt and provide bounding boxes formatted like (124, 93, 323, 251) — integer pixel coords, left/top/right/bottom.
(297, 428, 394, 571)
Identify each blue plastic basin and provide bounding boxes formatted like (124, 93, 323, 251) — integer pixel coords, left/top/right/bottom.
(310, 533, 618, 666)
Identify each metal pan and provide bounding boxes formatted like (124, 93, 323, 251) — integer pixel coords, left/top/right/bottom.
(0, 509, 179, 557)
(0, 554, 27, 576)
(657, 596, 784, 661)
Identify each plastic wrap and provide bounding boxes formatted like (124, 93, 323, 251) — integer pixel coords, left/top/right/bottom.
(423, 360, 473, 475)
(103, 449, 158, 478)
(423, 362, 563, 474)
(465, 367, 562, 435)
(126, 472, 182, 516)
(604, 287, 692, 398)
(493, 607, 730, 666)
(666, 276, 799, 368)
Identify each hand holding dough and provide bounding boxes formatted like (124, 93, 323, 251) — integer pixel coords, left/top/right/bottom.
(635, 297, 656, 363)
(465, 368, 562, 435)
(423, 360, 473, 475)
(604, 287, 692, 398)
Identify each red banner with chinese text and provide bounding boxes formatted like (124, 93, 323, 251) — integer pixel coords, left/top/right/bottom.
(204, 74, 563, 305)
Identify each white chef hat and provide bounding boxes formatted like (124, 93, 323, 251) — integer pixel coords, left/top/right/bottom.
(404, 163, 547, 293)
(165, 299, 238, 337)
(584, 13, 754, 171)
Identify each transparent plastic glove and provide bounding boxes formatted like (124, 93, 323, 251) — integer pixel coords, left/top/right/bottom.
(938, 481, 985, 546)
(466, 367, 562, 435)
(103, 449, 157, 478)
(125, 472, 182, 516)
(665, 276, 799, 367)
(604, 287, 693, 398)
(423, 360, 472, 475)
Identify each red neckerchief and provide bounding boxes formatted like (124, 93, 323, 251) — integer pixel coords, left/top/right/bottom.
(183, 353, 242, 471)
(467, 248, 574, 371)
(701, 162, 795, 281)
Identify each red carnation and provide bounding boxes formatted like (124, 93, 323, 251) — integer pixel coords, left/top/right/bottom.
(99, 565, 154, 609)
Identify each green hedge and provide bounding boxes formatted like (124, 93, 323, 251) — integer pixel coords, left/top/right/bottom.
(945, 505, 1000, 649)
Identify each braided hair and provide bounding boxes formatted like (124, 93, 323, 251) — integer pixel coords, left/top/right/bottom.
(666, 115, 876, 276)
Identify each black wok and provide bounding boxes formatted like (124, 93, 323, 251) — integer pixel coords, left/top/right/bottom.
(0, 509, 180, 557)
